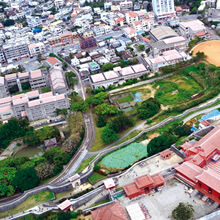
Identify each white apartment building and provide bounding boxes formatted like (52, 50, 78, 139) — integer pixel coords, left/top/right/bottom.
(28, 42, 46, 57)
(125, 11, 139, 25)
(3, 41, 29, 63)
(55, 0, 65, 8)
(120, 1, 133, 12)
(152, 0, 176, 19)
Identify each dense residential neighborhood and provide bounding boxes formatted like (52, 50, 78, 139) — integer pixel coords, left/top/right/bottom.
(0, 0, 219, 219)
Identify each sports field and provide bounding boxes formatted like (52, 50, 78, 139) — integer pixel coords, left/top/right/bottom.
(101, 143, 147, 169)
(193, 40, 220, 66)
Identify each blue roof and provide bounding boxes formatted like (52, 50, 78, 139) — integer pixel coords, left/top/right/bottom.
(137, 30, 145, 34)
(199, 109, 220, 122)
(191, 126, 197, 132)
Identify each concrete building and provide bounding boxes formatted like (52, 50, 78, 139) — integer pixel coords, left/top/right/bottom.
(28, 42, 46, 57)
(123, 27, 137, 38)
(79, 37, 97, 49)
(120, 1, 133, 12)
(3, 41, 29, 63)
(88, 61, 100, 72)
(0, 49, 6, 64)
(0, 90, 69, 122)
(48, 32, 76, 47)
(149, 36, 188, 56)
(29, 69, 49, 90)
(0, 77, 9, 98)
(152, 0, 176, 19)
(50, 65, 68, 94)
(125, 11, 139, 24)
(179, 19, 210, 40)
(89, 64, 148, 89)
(150, 26, 178, 41)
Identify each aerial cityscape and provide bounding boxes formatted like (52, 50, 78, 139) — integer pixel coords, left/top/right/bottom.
(0, 0, 219, 219)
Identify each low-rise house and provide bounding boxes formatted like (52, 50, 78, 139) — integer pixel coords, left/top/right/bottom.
(88, 61, 100, 73)
(123, 27, 137, 39)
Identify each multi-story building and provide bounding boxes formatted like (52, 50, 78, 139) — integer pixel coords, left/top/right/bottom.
(132, 21, 143, 32)
(48, 32, 77, 48)
(93, 25, 105, 36)
(179, 19, 210, 40)
(28, 42, 46, 57)
(152, 0, 176, 19)
(50, 66, 69, 95)
(120, 1, 133, 12)
(3, 41, 29, 63)
(79, 37, 97, 49)
(149, 36, 188, 56)
(89, 64, 148, 89)
(0, 90, 70, 122)
(125, 11, 139, 24)
(0, 77, 9, 98)
(83, 30, 94, 38)
(29, 69, 49, 90)
(0, 49, 6, 64)
(55, 0, 65, 8)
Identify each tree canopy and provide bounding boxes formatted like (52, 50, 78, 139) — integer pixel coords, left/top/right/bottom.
(137, 98, 160, 119)
(107, 112, 134, 133)
(101, 127, 119, 143)
(172, 202, 194, 220)
(71, 101, 89, 112)
(101, 63, 114, 72)
(94, 103, 119, 115)
(11, 167, 40, 192)
(147, 136, 171, 156)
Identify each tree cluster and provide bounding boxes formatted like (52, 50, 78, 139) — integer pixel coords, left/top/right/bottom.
(172, 202, 194, 220)
(137, 98, 160, 119)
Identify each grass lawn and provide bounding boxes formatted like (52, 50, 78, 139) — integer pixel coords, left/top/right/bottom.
(88, 172, 105, 183)
(41, 87, 51, 93)
(55, 190, 74, 200)
(115, 95, 133, 103)
(90, 199, 110, 208)
(0, 190, 54, 218)
(154, 74, 203, 106)
(15, 89, 31, 95)
(76, 155, 97, 173)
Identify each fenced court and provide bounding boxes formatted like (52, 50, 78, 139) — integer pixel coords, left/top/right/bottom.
(101, 143, 148, 169)
(193, 40, 220, 66)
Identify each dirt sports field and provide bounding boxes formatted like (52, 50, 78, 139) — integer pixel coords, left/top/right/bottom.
(193, 40, 220, 66)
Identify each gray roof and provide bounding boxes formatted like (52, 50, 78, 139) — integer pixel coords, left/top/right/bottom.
(150, 26, 178, 41)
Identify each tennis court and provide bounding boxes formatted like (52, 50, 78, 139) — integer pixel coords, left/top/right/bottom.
(101, 143, 148, 169)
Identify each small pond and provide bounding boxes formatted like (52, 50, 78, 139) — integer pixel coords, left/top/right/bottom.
(14, 144, 45, 159)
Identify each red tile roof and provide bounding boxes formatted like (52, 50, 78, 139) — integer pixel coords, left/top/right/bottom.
(200, 120, 210, 126)
(46, 57, 60, 65)
(196, 32, 206, 37)
(196, 168, 220, 193)
(151, 173, 165, 187)
(91, 202, 128, 220)
(134, 174, 154, 189)
(175, 161, 203, 182)
(123, 182, 141, 197)
(142, 37, 151, 43)
(127, 11, 138, 17)
(160, 149, 172, 157)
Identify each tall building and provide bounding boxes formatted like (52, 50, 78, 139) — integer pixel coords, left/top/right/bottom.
(152, 0, 176, 19)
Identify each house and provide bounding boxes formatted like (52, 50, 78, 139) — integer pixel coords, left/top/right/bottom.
(123, 173, 165, 199)
(91, 202, 128, 220)
(88, 61, 100, 72)
(71, 57, 80, 67)
(103, 178, 116, 190)
(175, 6, 183, 16)
(132, 21, 143, 32)
(83, 29, 94, 38)
(123, 27, 137, 39)
(44, 137, 57, 149)
(160, 149, 172, 160)
(125, 11, 139, 24)
(57, 200, 72, 211)
(28, 42, 45, 57)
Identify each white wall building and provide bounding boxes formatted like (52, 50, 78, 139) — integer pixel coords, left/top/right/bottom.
(28, 42, 45, 57)
(152, 0, 176, 19)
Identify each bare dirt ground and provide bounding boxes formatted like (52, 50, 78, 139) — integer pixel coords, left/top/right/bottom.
(193, 40, 220, 66)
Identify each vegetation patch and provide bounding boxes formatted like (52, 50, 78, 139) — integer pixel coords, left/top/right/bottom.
(88, 172, 105, 183)
(0, 190, 54, 218)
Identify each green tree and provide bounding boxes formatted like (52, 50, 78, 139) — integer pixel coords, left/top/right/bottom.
(37, 54, 43, 63)
(35, 162, 54, 180)
(107, 112, 134, 133)
(21, 82, 30, 90)
(101, 63, 114, 72)
(101, 127, 119, 143)
(70, 101, 89, 112)
(96, 115, 107, 127)
(137, 98, 160, 119)
(36, 126, 59, 143)
(11, 167, 40, 192)
(172, 202, 194, 220)
(147, 136, 171, 156)
(23, 129, 39, 146)
(137, 44, 145, 51)
(94, 103, 119, 115)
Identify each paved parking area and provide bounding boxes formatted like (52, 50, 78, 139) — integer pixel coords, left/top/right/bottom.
(117, 153, 183, 187)
(117, 179, 216, 220)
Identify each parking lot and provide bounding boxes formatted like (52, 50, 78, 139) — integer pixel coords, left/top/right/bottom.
(117, 178, 217, 220)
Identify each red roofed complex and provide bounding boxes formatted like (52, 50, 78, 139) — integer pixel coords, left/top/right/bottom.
(91, 202, 128, 220)
(175, 126, 220, 203)
(123, 173, 165, 199)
